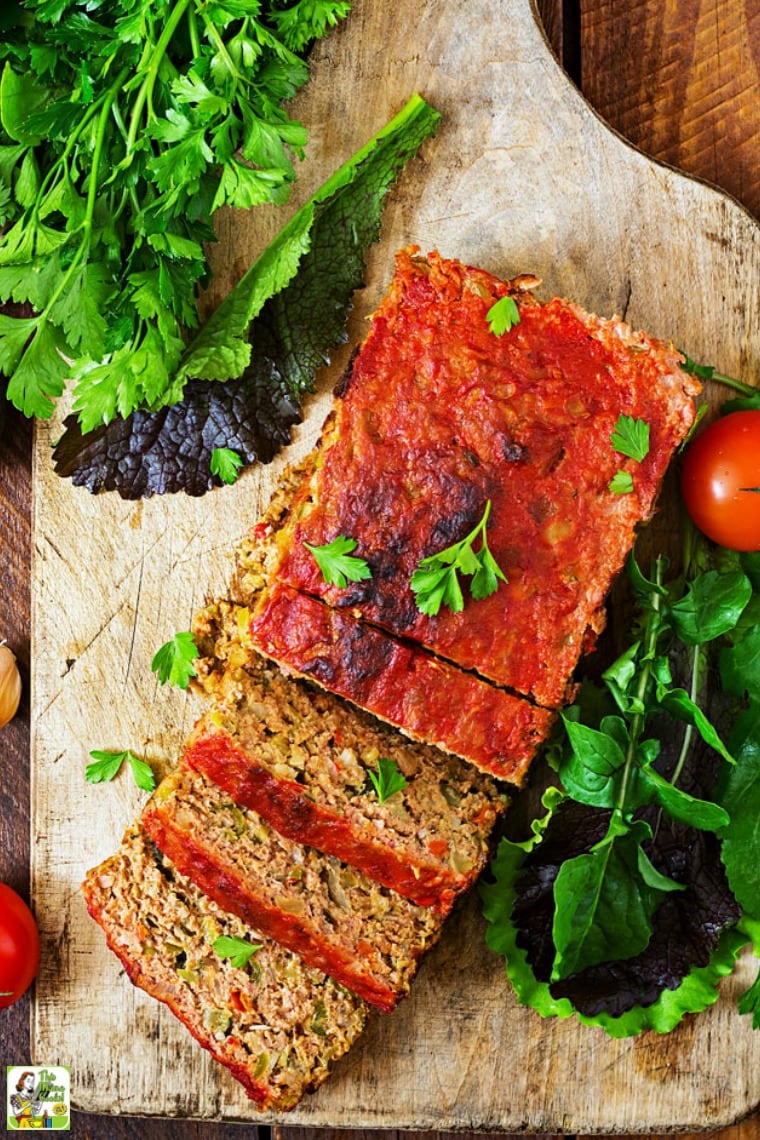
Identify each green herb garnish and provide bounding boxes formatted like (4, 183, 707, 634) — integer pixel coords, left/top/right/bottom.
(606, 469, 638, 497)
(608, 471, 634, 495)
(0, 0, 351, 430)
(151, 631, 199, 689)
(411, 499, 506, 616)
(213, 935, 262, 969)
(368, 757, 408, 802)
(486, 295, 520, 336)
(304, 535, 372, 589)
(86, 749, 156, 792)
(610, 414, 650, 462)
(210, 447, 244, 486)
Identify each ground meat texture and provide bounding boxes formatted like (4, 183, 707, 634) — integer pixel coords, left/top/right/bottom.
(82, 825, 368, 1110)
(246, 246, 699, 721)
(140, 765, 446, 1012)
(188, 599, 508, 909)
(247, 580, 555, 783)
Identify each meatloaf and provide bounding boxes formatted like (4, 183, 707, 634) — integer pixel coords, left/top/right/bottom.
(243, 247, 699, 770)
(230, 462, 555, 784)
(140, 764, 446, 1012)
(188, 598, 508, 909)
(82, 824, 368, 1110)
(247, 580, 555, 782)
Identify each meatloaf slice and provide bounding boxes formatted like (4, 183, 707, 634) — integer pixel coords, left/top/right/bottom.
(188, 599, 508, 910)
(82, 824, 368, 1110)
(247, 581, 554, 782)
(230, 459, 552, 782)
(247, 246, 699, 717)
(140, 764, 446, 1012)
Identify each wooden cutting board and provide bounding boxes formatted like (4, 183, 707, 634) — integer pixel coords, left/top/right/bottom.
(30, 0, 760, 1129)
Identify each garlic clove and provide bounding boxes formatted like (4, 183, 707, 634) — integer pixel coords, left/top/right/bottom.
(0, 644, 22, 728)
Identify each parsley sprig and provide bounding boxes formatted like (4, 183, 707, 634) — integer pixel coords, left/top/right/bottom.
(210, 447, 244, 486)
(368, 757, 408, 802)
(304, 535, 372, 589)
(213, 934, 262, 969)
(610, 414, 650, 462)
(609, 413, 650, 495)
(486, 295, 520, 336)
(86, 748, 156, 792)
(151, 631, 199, 689)
(0, 0, 351, 430)
(411, 500, 507, 616)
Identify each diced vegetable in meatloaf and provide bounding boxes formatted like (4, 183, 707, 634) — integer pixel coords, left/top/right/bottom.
(82, 824, 368, 1110)
(189, 598, 508, 909)
(140, 764, 446, 1012)
(241, 246, 699, 772)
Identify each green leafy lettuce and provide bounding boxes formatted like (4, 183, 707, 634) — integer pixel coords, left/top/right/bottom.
(482, 538, 760, 1036)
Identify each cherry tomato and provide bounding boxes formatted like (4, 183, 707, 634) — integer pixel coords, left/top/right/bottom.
(0, 883, 40, 1008)
(680, 410, 760, 551)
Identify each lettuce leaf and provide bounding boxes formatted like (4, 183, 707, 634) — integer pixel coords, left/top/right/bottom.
(717, 702, 760, 922)
(481, 789, 745, 1037)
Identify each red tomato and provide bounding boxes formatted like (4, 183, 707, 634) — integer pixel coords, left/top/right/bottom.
(0, 883, 40, 1008)
(680, 410, 760, 551)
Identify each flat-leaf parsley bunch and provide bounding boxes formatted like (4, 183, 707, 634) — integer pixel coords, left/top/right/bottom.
(0, 0, 350, 429)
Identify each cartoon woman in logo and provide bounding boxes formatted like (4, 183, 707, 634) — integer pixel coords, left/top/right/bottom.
(9, 1071, 45, 1129)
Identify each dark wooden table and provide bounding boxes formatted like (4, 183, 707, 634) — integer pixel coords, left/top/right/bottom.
(2, 1, 760, 1136)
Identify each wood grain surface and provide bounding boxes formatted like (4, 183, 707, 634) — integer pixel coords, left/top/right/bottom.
(579, 0, 760, 222)
(2, 0, 760, 1137)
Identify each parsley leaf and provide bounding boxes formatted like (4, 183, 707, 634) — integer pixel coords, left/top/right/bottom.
(52, 93, 441, 497)
(210, 446, 244, 486)
(486, 295, 520, 336)
(86, 749, 156, 792)
(411, 499, 506, 616)
(151, 631, 199, 689)
(609, 470, 634, 495)
(610, 414, 650, 462)
(1, 0, 352, 429)
(304, 535, 372, 588)
(212, 934, 263, 969)
(368, 756, 409, 802)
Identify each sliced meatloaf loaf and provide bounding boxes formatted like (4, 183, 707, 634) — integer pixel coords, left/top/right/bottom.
(226, 474, 554, 785)
(140, 764, 446, 1012)
(242, 247, 699, 770)
(188, 598, 508, 909)
(82, 824, 368, 1110)
(247, 580, 555, 782)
